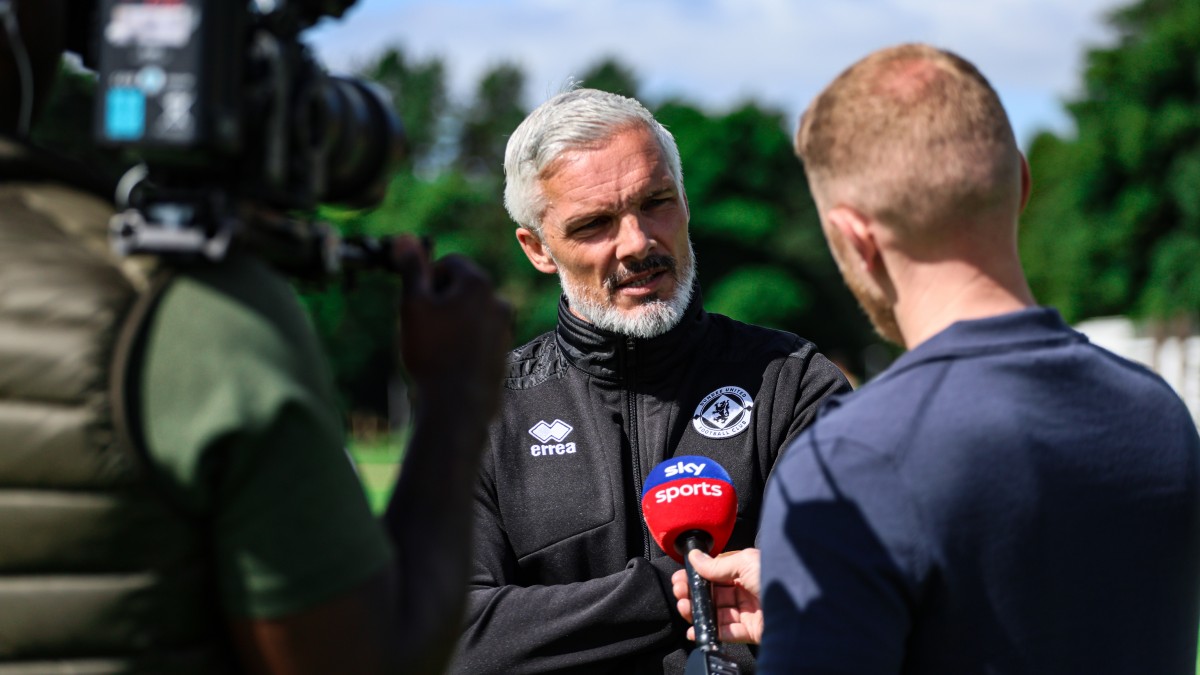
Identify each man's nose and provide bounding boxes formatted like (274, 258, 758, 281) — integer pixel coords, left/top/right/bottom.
(615, 213, 654, 260)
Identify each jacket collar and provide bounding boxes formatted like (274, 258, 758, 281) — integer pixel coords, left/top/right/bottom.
(555, 284, 708, 382)
(878, 306, 1085, 384)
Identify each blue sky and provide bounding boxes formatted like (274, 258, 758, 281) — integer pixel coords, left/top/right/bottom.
(308, 0, 1126, 150)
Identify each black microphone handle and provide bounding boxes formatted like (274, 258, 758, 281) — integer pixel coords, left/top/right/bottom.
(680, 530, 720, 651)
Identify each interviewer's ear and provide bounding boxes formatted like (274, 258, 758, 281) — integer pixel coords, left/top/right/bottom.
(826, 205, 880, 273)
(515, 227, 558, 275)
(1019, 153, 1032, 213)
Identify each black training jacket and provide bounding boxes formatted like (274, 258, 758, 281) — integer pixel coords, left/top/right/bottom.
(453, 289, 851, 674)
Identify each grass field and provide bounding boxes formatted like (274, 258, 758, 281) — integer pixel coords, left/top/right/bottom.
(349, 438, 1200, 673)
(349, 436, 404, 514)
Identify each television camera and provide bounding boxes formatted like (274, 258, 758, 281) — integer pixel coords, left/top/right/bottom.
(80, 0, 406, 278)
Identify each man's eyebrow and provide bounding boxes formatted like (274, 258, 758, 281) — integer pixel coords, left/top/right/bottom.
(563, 210, 605, 226)
(560, 205, 613, 230)
(558, 180, 679, 229)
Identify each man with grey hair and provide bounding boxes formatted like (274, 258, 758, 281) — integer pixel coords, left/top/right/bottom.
(452, 88, 850, 673)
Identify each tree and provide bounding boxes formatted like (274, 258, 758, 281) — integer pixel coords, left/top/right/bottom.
(358, 47, 450, 173)
(458, 62, 527, 177)
(299, 46, 456, 423)
(1020, 0, 1200, 326)
(579, 58, 640, 98)
(654, 99, 876, 373)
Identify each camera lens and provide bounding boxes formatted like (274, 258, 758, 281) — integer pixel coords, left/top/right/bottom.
(317, 76, 405, 208)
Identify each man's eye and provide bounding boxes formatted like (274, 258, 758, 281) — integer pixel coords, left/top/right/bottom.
(645, 197, 672, 210)
(574, 217, 607, 233)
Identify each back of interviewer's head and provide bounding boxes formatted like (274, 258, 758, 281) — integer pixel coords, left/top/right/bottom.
(0, 0, 67, 134)
(796, 43, 1022, 243)
(502, 87, 684, 237)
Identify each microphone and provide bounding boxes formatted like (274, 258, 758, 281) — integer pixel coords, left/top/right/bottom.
(642, 456, 741, 675)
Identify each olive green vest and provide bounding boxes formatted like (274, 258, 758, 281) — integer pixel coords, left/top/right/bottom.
(0, 147, 234, 673)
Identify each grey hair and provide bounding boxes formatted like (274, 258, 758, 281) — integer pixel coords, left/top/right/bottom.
(503, 88, 685, 236)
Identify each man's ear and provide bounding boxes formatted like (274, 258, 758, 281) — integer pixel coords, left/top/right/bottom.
(826, 206, 881, 273)
(515, 227, 558, 275)
(1019, 152, 1032, 213)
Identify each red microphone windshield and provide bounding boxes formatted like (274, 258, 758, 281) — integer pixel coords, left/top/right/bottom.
(641, 457, 738, 563)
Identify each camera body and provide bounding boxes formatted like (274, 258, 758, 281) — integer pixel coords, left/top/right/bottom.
(89, 0, 403, 276)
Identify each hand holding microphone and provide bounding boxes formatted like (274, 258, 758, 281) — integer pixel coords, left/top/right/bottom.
(642, 456, 742, 675)
(671, 548, 763, 645)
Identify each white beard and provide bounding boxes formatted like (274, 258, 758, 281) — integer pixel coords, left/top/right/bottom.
(557, 240, 697, 339)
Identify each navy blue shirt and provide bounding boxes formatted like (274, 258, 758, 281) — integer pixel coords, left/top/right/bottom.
(759, 307, 1200, 674)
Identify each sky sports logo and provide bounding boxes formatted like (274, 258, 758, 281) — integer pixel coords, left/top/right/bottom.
(643, 457, 731, 491)
(663, 460, 706, 478)
(653, 481, 724, 503)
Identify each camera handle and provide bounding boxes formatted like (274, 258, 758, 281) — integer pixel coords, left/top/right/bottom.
(108, 162, 408, 282)
(110, 163, 238, 262)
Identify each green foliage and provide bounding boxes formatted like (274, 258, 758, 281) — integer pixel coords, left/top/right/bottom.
(458, 62, 527, 176)
(579, 58, 640, 98)
(707, 266, 811, 329)
(700, 198, 778, 242)
(655, 98, 874, 364)
(1020, 0, 1200, 324)
(297, 272, 400, 414)
(359, 48, 449, 172)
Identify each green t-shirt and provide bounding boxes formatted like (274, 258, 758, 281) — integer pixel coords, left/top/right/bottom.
(139, 252, 392, 619)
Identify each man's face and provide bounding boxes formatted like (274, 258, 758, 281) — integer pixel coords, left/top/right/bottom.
(518, 125, 695, 338)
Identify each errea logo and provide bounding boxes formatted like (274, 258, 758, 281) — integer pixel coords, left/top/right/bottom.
(529, 419, 573, 443)
(529, 419, 576, 457)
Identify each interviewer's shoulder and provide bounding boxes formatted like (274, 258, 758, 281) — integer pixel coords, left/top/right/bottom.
(1083, 341, 1197, 432)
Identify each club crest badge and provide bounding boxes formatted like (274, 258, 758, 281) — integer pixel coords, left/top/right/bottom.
(692, 386, 754, 439)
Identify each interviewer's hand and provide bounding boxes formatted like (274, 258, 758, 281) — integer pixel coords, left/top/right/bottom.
(391, 235, 511, 417)
(671, 548, 763, 645)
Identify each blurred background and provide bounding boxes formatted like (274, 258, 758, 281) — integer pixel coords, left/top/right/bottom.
(34, 0, 1200, 523)
(302, 0, 1200, 425)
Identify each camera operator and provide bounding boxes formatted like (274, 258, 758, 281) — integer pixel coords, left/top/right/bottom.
(0, 2, 510, 673)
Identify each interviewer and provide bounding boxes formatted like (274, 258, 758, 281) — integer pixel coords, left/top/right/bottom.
(674, 43, 1200, 674)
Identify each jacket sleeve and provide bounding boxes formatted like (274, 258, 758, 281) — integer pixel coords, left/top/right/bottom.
(451, 457, 687, 674)
(782, 350, 853, 447)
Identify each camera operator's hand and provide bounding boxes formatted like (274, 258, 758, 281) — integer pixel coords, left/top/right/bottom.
(383, 234, 511, 673)
(390, 235, 511, 414)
